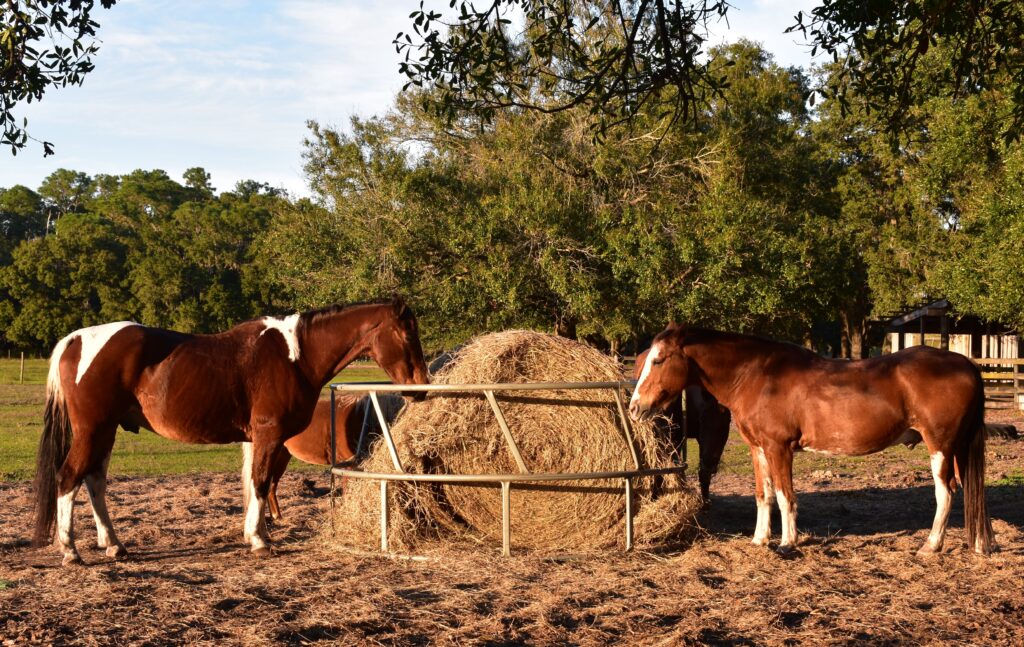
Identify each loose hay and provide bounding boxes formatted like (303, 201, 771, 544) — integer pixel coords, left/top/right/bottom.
(327, 330, 701, 554)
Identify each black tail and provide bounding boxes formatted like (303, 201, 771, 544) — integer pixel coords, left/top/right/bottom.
(31, 390, 72, 547)
(960, 380, 993, 554)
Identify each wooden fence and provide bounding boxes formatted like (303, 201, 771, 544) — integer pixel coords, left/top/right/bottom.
(975, 358, 1024, 410)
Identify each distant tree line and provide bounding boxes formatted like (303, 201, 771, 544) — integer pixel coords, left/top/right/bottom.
(2, 40, 1022, 356)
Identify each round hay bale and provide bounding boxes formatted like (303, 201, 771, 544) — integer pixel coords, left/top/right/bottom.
(328, 330, 701, 553)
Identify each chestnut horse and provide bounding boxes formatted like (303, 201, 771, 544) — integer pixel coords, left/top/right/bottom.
(32, 298, 428, 565)
(634, 349, 731, 502)
(259, 393, 405, 519)
(629, 325, 993, 556)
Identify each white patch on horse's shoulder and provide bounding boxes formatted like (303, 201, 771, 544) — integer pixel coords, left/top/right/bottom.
(261, 314, 301, 362)
(73, 321, 140, 384)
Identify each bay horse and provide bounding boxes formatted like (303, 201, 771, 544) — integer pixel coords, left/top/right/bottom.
(259, 393, 406, 519)
(32, 298, 429, 565)
(634, 349, 731, 502)
(629, 325, 993, 556)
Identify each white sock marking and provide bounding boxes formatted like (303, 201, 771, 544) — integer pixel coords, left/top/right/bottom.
(244, 477, 268, 550)
(776, 488, 797, 548)
(753, 447, 774, 544)
(926, 451, 952, 551)
(260, 314, 301, 362)
(56, 486, 80, 553)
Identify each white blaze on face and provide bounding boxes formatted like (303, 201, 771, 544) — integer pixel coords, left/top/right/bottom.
(71, 321, 139, 384)
(261, 313, 301, 362)
(630, 343, 663, 408)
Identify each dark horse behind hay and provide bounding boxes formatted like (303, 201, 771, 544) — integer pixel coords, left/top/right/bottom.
(32, 298, 429, 565)
(629, 325, 993, 556)
(260, 393, 405, 520)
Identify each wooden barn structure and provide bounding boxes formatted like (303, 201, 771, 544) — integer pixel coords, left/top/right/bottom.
(886, 299, 1022, 408)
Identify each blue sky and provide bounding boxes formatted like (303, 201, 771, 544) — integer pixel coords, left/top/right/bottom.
(0, 0, 818, 197)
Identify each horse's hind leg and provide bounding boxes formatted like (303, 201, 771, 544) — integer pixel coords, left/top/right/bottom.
(918, 449, 954, 556)
(751, 446, 775, 546)
(84, 451, 127, 559)
(56, 424, 116, 565)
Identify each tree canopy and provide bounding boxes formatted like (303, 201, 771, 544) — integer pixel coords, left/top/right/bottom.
(1, 0, 117, 156)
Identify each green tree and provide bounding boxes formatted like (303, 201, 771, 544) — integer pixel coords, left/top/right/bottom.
(0, 184, 45, 262)
(2, 0, 118, 155)
(0, 212, 134, 348)
(129, 191, 276, 332)
(38, 168, 93, 231)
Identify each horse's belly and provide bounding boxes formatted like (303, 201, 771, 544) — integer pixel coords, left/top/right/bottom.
(141, 400, 247, 445)
(800, 420, 912, 456)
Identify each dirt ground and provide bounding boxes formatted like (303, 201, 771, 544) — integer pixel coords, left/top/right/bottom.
(2, 435, 1023, 646)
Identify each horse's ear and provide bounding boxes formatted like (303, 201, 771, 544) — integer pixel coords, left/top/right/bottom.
(390, 295, 413, 321)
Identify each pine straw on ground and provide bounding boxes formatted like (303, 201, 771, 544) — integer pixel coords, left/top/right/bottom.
(328, 331, 701, 554)
(2, 442, 1023, 646)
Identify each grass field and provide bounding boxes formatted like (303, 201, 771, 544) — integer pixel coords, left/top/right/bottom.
(0, 358, 388, 481)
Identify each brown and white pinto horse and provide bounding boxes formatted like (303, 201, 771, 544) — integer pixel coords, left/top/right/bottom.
(629, 326, 994, 556)
(634, 348, 731, 502)
(32, 298, 428, 565)
(260, 393, 405, 519)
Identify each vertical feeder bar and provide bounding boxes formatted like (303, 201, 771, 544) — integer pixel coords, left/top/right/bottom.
(329, 387, 337, 527)
(380, 480, 389, 552)
(370, 391, 405, 472)
(355, 394, 375, 459)
(680, 392, 688, 467)
(501, 481, 511, 557)
(613, 389, 642, 470)
(484, 390, 529, 473)
(624, 477, 634, 552)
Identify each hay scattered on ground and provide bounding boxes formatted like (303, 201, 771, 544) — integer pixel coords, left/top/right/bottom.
(328, 330, 701, 553)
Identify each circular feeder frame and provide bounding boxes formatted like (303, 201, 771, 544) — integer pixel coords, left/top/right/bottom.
(328, 380, 686, 556)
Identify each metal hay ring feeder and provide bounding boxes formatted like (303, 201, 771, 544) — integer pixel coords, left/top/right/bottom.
(328, 380, 687, 557)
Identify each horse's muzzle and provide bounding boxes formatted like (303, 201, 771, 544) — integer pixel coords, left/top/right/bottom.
(629, 400, 653, 422)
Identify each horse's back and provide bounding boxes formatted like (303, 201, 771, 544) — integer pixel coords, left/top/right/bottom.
(776, 346, 982, 455)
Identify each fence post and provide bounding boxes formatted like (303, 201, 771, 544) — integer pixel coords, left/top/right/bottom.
(20, 352, 25, 384)
(1016, 363, 1022, 411)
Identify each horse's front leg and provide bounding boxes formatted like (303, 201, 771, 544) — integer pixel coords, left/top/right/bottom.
(242, 434, 285, 556)
(750, 446, 775, 546)
(764, 443, 798, 554)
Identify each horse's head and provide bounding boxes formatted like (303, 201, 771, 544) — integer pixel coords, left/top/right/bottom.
(367, 297, 429, 401)
(629, 324, 689, 422)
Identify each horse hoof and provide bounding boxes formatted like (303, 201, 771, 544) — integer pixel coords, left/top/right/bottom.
(916, 545, 940, 557)
(62, 553, 83, 567)
(776, 544, 799, 557)
(251, 546, 272, 558)
(751, 537, 770, 547)
(106, 545, 128, 559)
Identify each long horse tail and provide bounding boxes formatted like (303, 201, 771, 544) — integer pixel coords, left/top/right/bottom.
(959, 377, 994, 555)
(31, 336, 75, 547)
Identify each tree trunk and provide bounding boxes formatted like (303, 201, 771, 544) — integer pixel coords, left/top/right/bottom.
(840, 310, 869, 359)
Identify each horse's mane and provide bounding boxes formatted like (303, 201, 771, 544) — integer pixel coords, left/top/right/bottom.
(674, 326, 813, 356)
(301, 297, 414, 328)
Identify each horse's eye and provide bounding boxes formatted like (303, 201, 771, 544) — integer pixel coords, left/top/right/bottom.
(651, 358, 665, 366)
